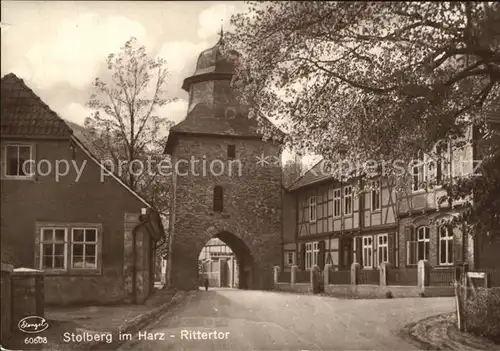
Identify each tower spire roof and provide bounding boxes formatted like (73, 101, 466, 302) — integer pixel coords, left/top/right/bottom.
(217, 20, 224, 46)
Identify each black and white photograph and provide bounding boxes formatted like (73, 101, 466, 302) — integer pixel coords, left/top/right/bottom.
(1, 1, 499, 350)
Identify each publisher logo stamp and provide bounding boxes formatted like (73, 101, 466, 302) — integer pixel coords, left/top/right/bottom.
(18, 316, 49, 334)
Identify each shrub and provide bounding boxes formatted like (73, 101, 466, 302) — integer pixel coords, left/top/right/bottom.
(464, 287, 500, 343)
(385, 291, 393, 299)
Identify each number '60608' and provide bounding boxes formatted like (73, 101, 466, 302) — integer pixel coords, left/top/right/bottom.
(24, 336, 48, 344)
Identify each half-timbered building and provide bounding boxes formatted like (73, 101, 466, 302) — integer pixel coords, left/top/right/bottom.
(282, 161, 399, 273)
(282, 109, 500, 275)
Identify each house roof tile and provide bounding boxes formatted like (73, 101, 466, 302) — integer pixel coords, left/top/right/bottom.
(1, 73, 73, 138)
(287, 159, 334, 191)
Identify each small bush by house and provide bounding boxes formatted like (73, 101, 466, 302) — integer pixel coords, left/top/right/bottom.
(464, 287, 500, 344)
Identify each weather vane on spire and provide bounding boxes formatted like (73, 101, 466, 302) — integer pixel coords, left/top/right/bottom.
(218, 19, 225, 46)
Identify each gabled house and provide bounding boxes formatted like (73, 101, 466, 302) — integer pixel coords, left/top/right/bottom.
(0, 73, 165, 305)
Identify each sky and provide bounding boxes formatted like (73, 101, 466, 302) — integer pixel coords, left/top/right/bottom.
(1, 1, 319, 167)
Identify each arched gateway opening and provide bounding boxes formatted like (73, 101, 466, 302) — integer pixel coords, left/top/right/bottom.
(198, 231, 253, 290)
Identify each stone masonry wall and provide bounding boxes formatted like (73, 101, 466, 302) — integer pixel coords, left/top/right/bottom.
(169, 135, 282, 290)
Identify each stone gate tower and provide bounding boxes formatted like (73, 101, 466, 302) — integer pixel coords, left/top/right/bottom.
(164, 36, 283, 291)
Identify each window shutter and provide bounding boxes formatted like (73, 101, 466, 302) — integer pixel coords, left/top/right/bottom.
(454, 230, 463, 264)
(388, 232, 396, 265)
(318, 241, 326, 269)
(356, 237, 363, 267)
(300, 243, 306, 270)
(404, 226, 413, 241)
(404, 226, 414, 265)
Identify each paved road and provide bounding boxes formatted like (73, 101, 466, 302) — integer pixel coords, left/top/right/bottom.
(118, 288, 455, 351)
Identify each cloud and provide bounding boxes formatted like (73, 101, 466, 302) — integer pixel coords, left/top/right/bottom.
(11, 13, 149, 90)
(53, 102, 94, 125)
(159, 99, 188, 124)
(157, 40, 208, 74)
(197, 4, 238, 40)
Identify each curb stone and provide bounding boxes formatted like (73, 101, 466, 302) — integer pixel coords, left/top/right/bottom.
(399, 313, 500, 351)
(398, 316, 438, 350)
(86, 290, 188, 350)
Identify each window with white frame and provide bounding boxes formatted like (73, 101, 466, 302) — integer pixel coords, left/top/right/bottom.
(40, 228, 67, 270)
(333, 189, 341, 217)
(343, 186, 353, 215)
(417, 226, 430, 261)
(408, 226, 430, 265)
(309, 196, 317, 222)
(412, 142, 451, 191)
(412, 153, 427, 192)
(362, 236, 373, 269)
(305, 242, 319, 269)
(439, 226, 454, 265)
(371, 181, 381, 211)
(305, 243, 312, 269)
(39, 225, 100, 271)
(377, 234, 389, 266)
(377, 234, 388, 266)
(286, 252, 296, 266)
(3, 144, 34, 178)
(71, 228, 98, 269)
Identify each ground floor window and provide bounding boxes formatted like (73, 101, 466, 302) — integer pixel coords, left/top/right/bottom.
(71, 228, 98, 269)
(285, 251, 296, 266)
(407, 226, 430, 265)
(39, 224, 101, 272)
(377, 233, 389, 266)
(439, 226, 454, 265)
(40, 228, 67, 270)
(305, 242, 319, 269)
(362, 236, 373, 269)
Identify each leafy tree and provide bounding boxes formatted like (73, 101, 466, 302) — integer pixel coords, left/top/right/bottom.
(228, 2, 500, 235)
(440, 125, 500, 236)
(84, 37, 176, 266)
(84, 37, 175, 216)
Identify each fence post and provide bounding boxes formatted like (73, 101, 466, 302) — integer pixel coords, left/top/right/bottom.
(273, 265, 280, 287)
(454, 265, 461, 283)
(350, 262, 360, 285)
(291, 265, 297, 287)
(310, 265, 320, 293)
(462, 263, 469, 301)
(418, 260, 430, 293)
(379, 263, 390, 286)
(454, 280, 464, 331)
(484, 272, 490, 288)
(324, 264, 332, 287)
(1, 263, 13, 344)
